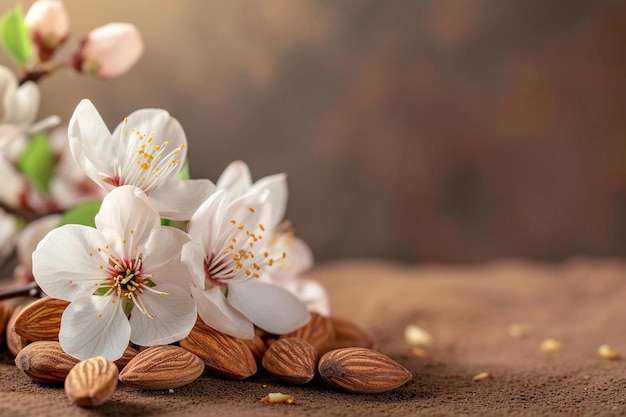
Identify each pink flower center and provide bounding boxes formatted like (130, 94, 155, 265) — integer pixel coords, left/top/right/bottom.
(107, 255, 145, 298)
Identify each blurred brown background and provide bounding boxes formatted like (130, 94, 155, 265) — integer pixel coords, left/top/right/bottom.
(3, 0, 626, 263)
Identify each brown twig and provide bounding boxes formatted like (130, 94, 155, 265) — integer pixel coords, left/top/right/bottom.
(0, 281, 41, 300)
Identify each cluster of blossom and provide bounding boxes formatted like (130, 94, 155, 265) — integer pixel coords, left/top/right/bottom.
(0, 1, 328, 361)
(0, 0, 143, 256)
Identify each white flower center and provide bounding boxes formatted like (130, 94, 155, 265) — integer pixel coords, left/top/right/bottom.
(204, 208, 285, 285)
(93, 246, 165, 319)
(107, 119, 185, 191)
(108, 255, 145, 298)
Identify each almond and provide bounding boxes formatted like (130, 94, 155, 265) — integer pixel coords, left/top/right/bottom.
(0, 301, 15, 346)
(318, 347, 412, 394)
(330, 316, 374, 349)
(7, 304, 30, 356)
(119, 345, 204, 390)
(262, 338, 317, 384)
(179, 319, 257, 380)
(65, 356, 118, 407)
(240, 334, 267, 365)
(280, 312, 335, 356)
(113, 345, 140, 371)
(15, 341, 79, 384)
(14, 297, 69, 341)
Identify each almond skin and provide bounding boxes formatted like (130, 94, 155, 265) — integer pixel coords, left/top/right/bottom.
(65, 356, 118, 407)
(113, 345, 140, 372)
(280, 312, 335, 356)
(14, 297, 69, 341)
(179, 319, 257, 380)
(15, 341, 79, 384)
(262, 338, 317, 384)
(119, 345, 204, 390)
(240, 334, 268, 365)
(0, 301, 14, 346)
(330, 316, 374, 349)
(7, 304, 29, 356)
(318, 347, 412, 394)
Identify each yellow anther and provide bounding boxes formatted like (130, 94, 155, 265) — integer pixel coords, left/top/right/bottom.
(248, 207, 255, 213)
(259, 224, 265, 231)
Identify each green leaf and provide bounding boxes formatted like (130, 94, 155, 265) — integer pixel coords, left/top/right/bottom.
(57, 200, 102, 228)
(178, 160, 190, 180)
(0, 5, 33, 66)
(94, 287, 111, 296)
(160, 217, 171, 226)
(18, 132, 56, 193)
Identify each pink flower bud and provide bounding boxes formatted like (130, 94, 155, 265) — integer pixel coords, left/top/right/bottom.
(24, 0, 70, 59)
(73, 23, 143, 79)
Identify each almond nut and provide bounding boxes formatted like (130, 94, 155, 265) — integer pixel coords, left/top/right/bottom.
(65, 356, 118, 407)
(179, 319, 257, 380)
(240, 334, 267, 365)
(260, 393, 295, 404)
(119, 345, 204, 390)
(15, 341, 79, 384)
(280, 312, 335, 356)
(0, 301, 15, 346)
(7, 304, 29, 356)
(113, 345, 140, 371)
(262, 338, 317, 384)
(13, 297, 69, 341)
(318, 347, 412, 394)
(330, 316, 374, 349)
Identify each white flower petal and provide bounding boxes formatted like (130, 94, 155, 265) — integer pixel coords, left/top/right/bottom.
(141, 227, 191, 286)
(181, 240, 208, 288)
(68, 99, 117, 186)
(249, 173, 287, 231)
(191, 285, 254, 339)
(95, 185, 160, 256)
(32, 224, 111, 301)
(293, 278, 330, 316)
(7, 81, 39, 125)
(16, 214, 61, 269)
(228, 280, 310, 335)
(128, 283, 196, 346)
(59, 294, 130, 360)
(270, 236, 314, 279)
(187, 190, 228, 254)
(216, 160, 252, 201)
(0, 155, 26, 207)
(112, 108, 186, 160)
(28, 114, 61, 134)
(227, 190, 272, 241)
(149, 178, 216, 221)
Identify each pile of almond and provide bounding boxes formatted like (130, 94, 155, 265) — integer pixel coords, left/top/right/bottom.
(0, 297, 412, 407)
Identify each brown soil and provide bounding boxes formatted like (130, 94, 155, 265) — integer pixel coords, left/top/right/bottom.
(1, 258, 626, 416)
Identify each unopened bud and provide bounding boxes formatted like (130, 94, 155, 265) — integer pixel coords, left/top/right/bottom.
(24, 0, 70, 60)
(72, 23, 143, 79)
